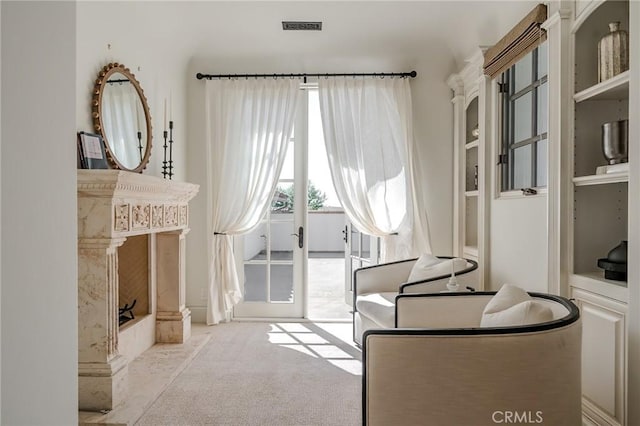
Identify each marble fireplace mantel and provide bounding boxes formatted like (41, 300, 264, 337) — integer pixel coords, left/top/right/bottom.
(77, 170, 199, 411)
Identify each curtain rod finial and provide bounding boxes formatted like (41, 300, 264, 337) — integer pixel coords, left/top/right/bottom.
(196, 73, 204, 80)
(410, 71, 417, 78)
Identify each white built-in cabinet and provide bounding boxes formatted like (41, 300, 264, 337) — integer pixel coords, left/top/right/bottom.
(447, 0, 638, 423)
(568, 1, 631, 424)
(544, 0, 636, 424)
(448, 49, 489, 290)
(572, 286, 627, 425)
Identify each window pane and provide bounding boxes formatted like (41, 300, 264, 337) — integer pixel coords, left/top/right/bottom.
(272, 183, 293, 213)
(270, 221, 293, 261)
(536, 139, 548, 187)
(466, 147, 478, 191)
(537, 42, 548, 78)
(501, 43, 548, 194)
(513, 145, 532, 189)
(243, 264, 267, 302)
(361, 234, 371, 259)
(308, 91, 340, 208)
(513, 92, 532, 143)
(351, 258, 362, 276)
(279, 140, 294, 180)
(350, 228, 360, 257)
(537, 82, 548, 135)
(244, 223, 267, 261)
(270, 265, 293, 303)
(514, 51, 533, 92)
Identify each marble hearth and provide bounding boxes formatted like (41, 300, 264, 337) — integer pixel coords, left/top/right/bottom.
(77, 170, 199, 411)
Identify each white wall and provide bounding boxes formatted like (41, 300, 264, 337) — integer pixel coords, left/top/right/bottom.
(1, 2, 77, 424)
(0, 1, 3, 418)
(411, 55, 459, 256)
(76, 2, 190, 181)
(308, 212, 345, 252)
(489, 196, 548, 292)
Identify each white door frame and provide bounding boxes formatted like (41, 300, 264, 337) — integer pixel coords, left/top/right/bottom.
(233, 91, 309, 319)
(344, 221, 379, 305)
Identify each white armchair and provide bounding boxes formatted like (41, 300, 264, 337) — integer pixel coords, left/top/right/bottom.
(362, 291, 582, 426)
(353, 256, 478, 345)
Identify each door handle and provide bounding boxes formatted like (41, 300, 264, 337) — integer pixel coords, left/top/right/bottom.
(291, 226, 304, 249)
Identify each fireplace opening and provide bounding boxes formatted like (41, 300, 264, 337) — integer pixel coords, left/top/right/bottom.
(118, 234, 150, 328)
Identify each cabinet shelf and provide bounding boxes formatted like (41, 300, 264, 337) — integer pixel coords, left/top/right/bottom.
(570, 272, 628, 303)
(574, 71, 629, 103)
(463, 245, 478, 259)
(449, 48, 485, 289)
(569, 1, 632, 422)
(573, 171, 629, 186)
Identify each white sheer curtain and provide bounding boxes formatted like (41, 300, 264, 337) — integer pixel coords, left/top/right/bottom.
(204, 78, 300, 324)
(318, 77, 431, 261)
(102, 82, 141, 169)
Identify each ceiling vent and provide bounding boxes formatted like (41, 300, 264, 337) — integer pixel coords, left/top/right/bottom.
(282, 21, 322, 31)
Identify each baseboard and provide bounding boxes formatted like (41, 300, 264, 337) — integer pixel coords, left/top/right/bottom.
(188, 306, 207, 324)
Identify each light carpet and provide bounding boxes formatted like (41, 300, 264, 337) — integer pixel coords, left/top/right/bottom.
(136, 321, 362, 426)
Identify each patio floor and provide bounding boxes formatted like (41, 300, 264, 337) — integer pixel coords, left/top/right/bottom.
(308, 255, 352, 320)
(244, 251, 352, 320)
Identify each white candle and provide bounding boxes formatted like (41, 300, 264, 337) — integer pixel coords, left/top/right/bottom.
(451, 259, 454, 276)
(170, 90, 173, 122)
(136, 105, 142, 131)
(164, 99, 167, 130)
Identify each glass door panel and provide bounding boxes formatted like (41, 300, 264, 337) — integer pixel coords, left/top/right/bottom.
(270, 265, 294, 302)
(269, 219, 294, 303)
(242, 223, 268, 302)
(344, 221, 379, 305)
(233, 97, 306, 318)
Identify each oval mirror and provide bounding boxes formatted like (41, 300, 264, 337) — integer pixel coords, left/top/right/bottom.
(92, 63, 152, 172)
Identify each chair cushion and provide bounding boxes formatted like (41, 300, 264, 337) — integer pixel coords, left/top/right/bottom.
(356, 292, 397, 328)
(481, 284, 553, 327)
(407, 255, 466, 283)
(407, 253, 442, 282)
(482, 284, 531, 314)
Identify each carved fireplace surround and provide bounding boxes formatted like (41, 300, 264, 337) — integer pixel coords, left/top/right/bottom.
(77, 170, 199, 411)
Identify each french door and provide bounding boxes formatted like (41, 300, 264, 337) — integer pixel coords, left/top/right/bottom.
(344, 222, 379, 305)
(233, 88, 375, 318)
(233, 94, 309, 318)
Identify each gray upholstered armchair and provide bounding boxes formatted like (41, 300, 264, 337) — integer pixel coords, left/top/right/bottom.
(362, 291, 582, 426)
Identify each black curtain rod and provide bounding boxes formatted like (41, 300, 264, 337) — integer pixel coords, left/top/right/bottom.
(196, 71, 417, 83)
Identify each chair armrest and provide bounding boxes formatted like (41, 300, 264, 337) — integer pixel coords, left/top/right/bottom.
(399, 276, 450, 294)
(395, 293, 491, 328)
(400, 258, 478, 293)
(354, 258, 417, 296)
